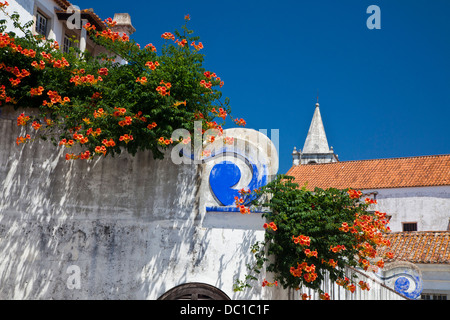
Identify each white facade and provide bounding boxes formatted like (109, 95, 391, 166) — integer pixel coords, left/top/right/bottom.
(360, 186, 450, 299)
(0, 106, 407, 300)
(365, 186, 450, 232)
(290, 102, 450, 300)
(419, 264, 450, 298)
(2, 0, 133, 59)
(0, 107, 273, 300)
(4, 0, 72, 44)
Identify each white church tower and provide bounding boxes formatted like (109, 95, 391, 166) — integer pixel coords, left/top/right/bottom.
(292, 102, 339, 165)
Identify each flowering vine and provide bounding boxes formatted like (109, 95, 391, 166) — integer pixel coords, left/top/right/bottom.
(233, 175, 394, 300)
(0, 3, 243, 160)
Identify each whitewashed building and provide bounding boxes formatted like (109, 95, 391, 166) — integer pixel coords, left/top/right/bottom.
(0, 1, 409, 300)
(289, 102, 450, 300)
(2, 0, 134, 58)
(0, 103, 407, 300)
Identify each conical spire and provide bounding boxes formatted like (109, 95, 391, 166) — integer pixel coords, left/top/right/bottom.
(291, 101, 339, 166)
(302, 102, 330, 154)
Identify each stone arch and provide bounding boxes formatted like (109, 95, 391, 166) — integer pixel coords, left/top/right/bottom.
(157, 282, 230, 300)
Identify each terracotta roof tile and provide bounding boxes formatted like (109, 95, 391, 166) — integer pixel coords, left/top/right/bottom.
(286, 154, 450, 190)
(53, 0, 73, 10)
(379, 231, 450, 264)
(53, 0, 107, 31)
(54, 8, 107, 31)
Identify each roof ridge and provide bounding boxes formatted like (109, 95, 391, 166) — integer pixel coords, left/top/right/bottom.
(387, 231, 450, 235)
(53, 0, 73, 10)
(291, 153, 450, 166)
(286, 153, 450, 190)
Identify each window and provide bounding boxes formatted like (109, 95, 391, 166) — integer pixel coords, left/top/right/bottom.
(403, 222, 417, 232)
(63, 35, 70, 53)
(63, 35, 75, 53)
(421, 294, 447, 300)
(35, 11, 48, 36)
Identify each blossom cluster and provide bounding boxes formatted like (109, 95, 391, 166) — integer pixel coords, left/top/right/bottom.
(233, 118, 246, 126)
(290, 262, 318, 283)
(70, 72, 103, 86)
(292, 235, 311, 246)
(158, 136, 173, 146)
(263, 222, 277, 231)
(30, 86, 44, 96)
(145, 60, 159, 70)
(347, 188, 362, 199)
(156, 80, 171, 96)
(0, 63, 31, 87)
(119, 134, 133, 144)
(210, 107, 227, 120)
(2, 3, 244, 164)
(44, 90, 70, 107)
(17, 112, 30, 126)
(98, 27, 129, 42)
(16, 134, 31, 145)
(261, 279, 278, 287)
(145, 43, 157, 52)
(161, 32, 175, 41)
(236, 181, 394, 300)
(338, 209, 393, 271)
(175, 38, 187, 47)
(191, 41, 204, 50)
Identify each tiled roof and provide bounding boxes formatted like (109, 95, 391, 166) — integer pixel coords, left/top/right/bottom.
(80, 9, 107, 30)
(53, 0, 107, 31)
(53, 0, 73, 10)
(379, 231, 450, 264)
(286, 154, 450, 190)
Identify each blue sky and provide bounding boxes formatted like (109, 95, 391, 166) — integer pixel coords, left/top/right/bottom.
(73, 0, 450, 174)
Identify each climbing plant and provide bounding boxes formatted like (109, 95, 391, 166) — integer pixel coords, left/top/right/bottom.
(0, 2, 244, 160)
(234, 175, 394, 300)
(1, 2, 395, 300)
